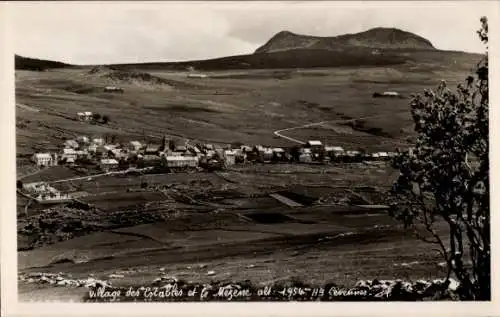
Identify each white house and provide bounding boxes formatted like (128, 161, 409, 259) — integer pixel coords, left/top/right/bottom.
(346, 150, 361, 157)
(100, 158, 119, 171)
(129, 141, 143, 152)
(75, 149, 89, 159)
(76, 136, 90, 144)
(306, 140, 323, 148)
(299, 153, 312, 163)
(377, 152, 389, 160)
(223, 150, 237, 166)
(165, 156, 199, 168)
(62, 148, 78, 162)
(77, 112, 93, 121)
(32, 153, 55, 167)
(187, 73, 208, 79)
(324, 146, 345, 155)
(25, 182, 70, 203)
(92, 138, 105, 146)
(104, 86, 124, 93)
(382, 91, 400, 97)
(167, 151, 184, 157)
(64, 139, 79, 149)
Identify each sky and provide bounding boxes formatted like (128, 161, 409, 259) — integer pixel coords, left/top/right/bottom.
(9, 1, 494, 65)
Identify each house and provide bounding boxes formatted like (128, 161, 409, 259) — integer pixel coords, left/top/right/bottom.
(32, 153, 55, 167)
(240, 145, 253, 153)
(164, 156, 199, 168)
(27, 183, 71, 204)
(92, 138, 105, 146)
(346, 150, 361, 157)
(100, 158, 119, 171)
(373, 91, 403, 98)
(64, 139, 79, 149)
(110, 149, 125, 159)
(75, 150, 89, 159)
(77, 112, 93, 121)
(167, 151, 183, 157)
(205, 150, 216, 158)
(272, 148, 285, 160)
(95, 146, 109, 158)
(187, 73, 207, 79)
(174, 145, 188, 153)
(188, 146, 201, 156)
(104, 86, 124, 93)
(345, 151, 362, 162)
(103, 144, 117, 151)
(204, 144, 214, 150)
(299, 153, 312, 163)
(61, 148, 78, 162)
(142, 155, 163, 167)
(87, 144, 97, 153)
(223, 150, 237, 166)
(306, 140, 323, 149)
(145, 144, 161, 155)
(324, 146, 345, 155)
(377, 152, 390, 160)
(129, 141, 143, 152)
(76, 136, 90, 144)
(260, 148, 274, 162)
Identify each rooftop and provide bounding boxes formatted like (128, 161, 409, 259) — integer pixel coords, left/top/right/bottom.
(166, 156, 198, 161)
(307, 140, 323, 146)
(34, 153, 52, 159)
(63, 148, 77, 154)
(100, 158, 119, 164)
(325, 146, 344, 151)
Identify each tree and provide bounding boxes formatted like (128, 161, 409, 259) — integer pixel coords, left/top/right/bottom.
(388, 17, 489, 300)
(290, 145, 301, 162)
(102, 115, 110, 124)
(17, 180, 23, 189)
(92, 113, 101, 122)
(168, 139, 176, 151)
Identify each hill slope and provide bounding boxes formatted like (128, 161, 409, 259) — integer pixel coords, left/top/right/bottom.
(15, 55, 75, 71)
(255, 28, 436, 54)
(106, 48, 409, 71)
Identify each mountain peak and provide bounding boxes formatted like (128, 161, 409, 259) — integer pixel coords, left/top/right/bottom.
(255, 27, 435, 54)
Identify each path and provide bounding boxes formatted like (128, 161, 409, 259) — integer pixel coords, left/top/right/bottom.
(47, 167, 154, 184)
(273, 114, 400, 145)
(16, 103, 40, 113)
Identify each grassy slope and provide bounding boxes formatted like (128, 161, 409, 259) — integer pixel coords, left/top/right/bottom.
(16, 50, 480, 157)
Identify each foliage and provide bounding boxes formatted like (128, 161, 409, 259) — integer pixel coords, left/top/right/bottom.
(388, 17, 489, 300)
(92, 113, 101, 121)
(17, 180, 23, 189)
(102, 115, 110, 124)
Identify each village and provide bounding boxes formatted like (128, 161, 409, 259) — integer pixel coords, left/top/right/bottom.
(21, 110, 399, 205)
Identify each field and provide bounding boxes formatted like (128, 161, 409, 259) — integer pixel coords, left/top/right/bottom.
(16, 52, 478, 155)
(15, 51, 480, 300)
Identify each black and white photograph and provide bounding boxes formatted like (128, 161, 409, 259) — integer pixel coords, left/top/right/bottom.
(1, 0, 499, 314)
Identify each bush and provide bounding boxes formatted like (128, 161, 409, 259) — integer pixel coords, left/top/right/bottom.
(102, 115, 110, 124)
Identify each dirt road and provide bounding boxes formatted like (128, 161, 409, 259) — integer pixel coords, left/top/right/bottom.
(273, 113, 402, 145)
